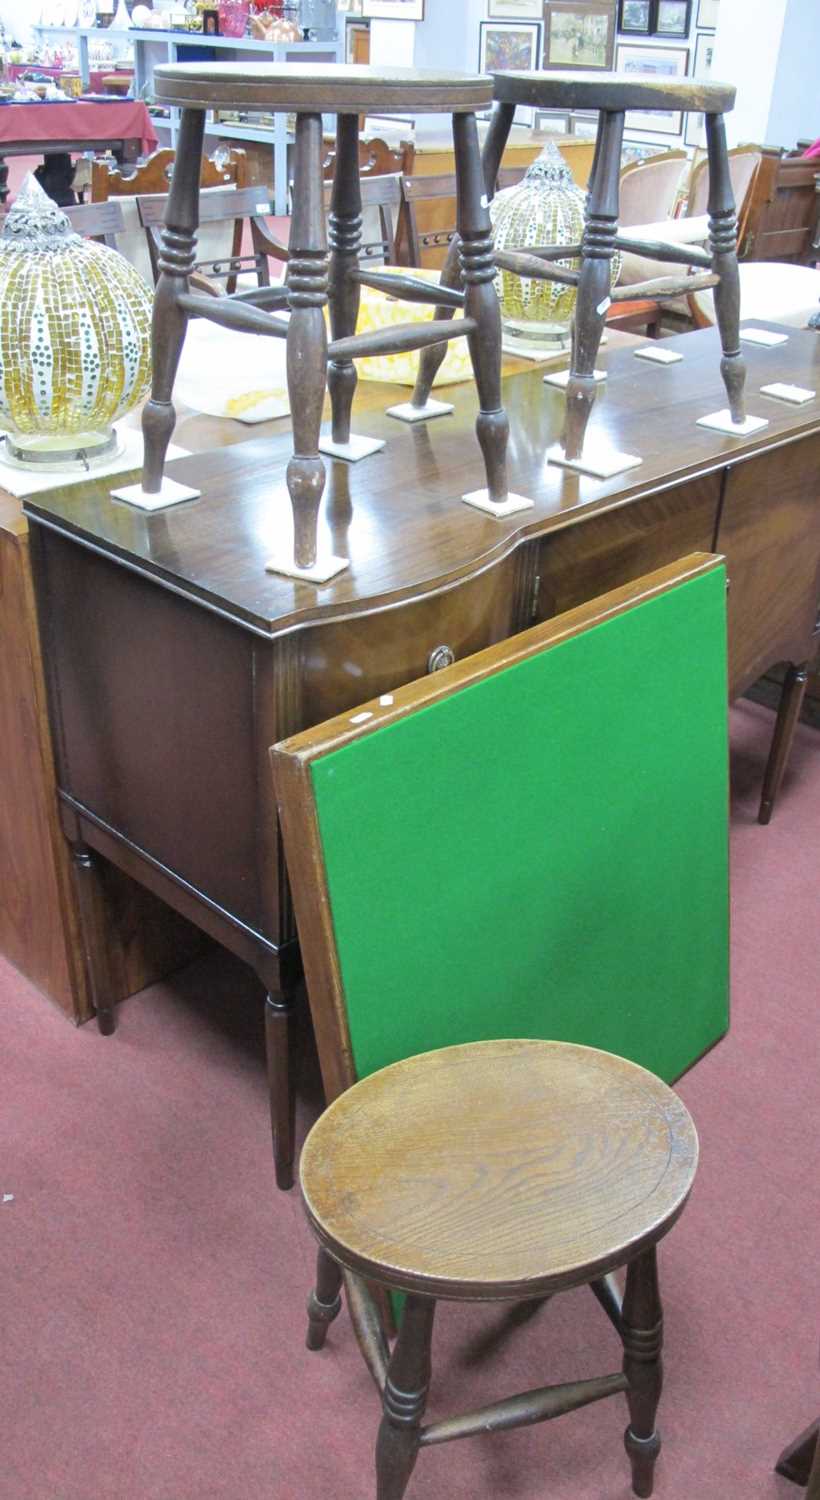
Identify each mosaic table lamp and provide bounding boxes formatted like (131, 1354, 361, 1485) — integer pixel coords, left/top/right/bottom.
(0, 175, 152, 469)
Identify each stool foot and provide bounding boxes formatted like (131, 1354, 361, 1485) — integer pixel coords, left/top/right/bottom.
(328, 114, 362, 448)
(706, 112, 747, 427)
(286, 112, 329, 574)
(454, 111, 511, 507)
(306, 1248, 343, 1350)
(141, 107, 204, 494)
(622, 1247, 663, 1498)
(562, 109, 624, 462)
(376, 1295, 436, 1500)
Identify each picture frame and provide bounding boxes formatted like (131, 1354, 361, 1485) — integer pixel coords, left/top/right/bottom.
(543, 1, 616, 71)
(655, 0, 691, 36)
(685, 30, 714, 147)
(201, 7, 220, 35)
(696, 0, 719, 28)
(361, 0, 424, 18)
(479, 19, 541, 73)
(619, 0, 652, 34)
(616, 42, 689, 134)
(534, 108, 572, 135)
(486, 0, 543, 18)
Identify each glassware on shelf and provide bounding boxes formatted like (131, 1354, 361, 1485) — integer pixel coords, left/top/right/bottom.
(218, 0, 250, 35)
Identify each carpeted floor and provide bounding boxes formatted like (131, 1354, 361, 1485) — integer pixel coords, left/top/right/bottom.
(2, 697, 819, 1500)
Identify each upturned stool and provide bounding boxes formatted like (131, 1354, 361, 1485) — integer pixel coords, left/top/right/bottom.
(115, 64, 529, 579)
(301, 1038, 699, 1500)
(412, 71, 766, 478)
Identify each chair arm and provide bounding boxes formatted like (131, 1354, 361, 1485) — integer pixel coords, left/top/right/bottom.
(250, 217, 289, 263)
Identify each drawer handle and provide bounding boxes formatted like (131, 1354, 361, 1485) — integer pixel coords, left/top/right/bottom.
(428, 644, 455, 673)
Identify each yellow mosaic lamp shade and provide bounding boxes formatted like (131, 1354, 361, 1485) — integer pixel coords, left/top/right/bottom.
(0, 174, 153, 468)
(490, 142, 620, 350)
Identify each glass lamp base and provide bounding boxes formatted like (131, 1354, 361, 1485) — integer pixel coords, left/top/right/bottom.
(501, 318, 572, 354)
(3, 428, 122, 473)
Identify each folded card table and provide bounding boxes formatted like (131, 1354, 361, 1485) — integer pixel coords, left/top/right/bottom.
(129, 64, 525, 579)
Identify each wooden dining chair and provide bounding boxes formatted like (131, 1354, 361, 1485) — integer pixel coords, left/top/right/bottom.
(399, 165, 524, 269)
(272, 553, 728, 1499)
(136, 184, 288, 291)
(91, 144, 250, 201)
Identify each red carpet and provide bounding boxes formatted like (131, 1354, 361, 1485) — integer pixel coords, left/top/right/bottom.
(2, 698, 818, 1500)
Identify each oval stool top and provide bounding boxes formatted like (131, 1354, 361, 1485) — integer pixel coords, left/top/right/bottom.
(153, 63, 492, 115)
(491, 69, 735, 116)
(301, 1038, 698, 1302)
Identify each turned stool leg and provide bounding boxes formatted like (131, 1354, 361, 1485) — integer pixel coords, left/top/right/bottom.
(142, 107, 204, 494)
(453, 110, 509, 504)
(759, 661, 810, 824)
(411, 102, 515, 414)
(306, 1247, 343, 1350)
(564, 109, 624, 462)
(264, 990, 298, 1191)
(376, 1294, 436, 1500)
(286, 111, 329, 572)
(706, 112, 746, 426)
(622, 1247, 663, 1498)
(328, 113, 362, 446)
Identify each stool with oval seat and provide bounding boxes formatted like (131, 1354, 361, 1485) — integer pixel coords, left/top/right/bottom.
(412, 71, 765, 475)
(300, 1038, 699, 1500)
(116, 64, 528, 579)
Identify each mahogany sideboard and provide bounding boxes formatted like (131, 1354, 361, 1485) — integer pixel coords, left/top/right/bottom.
(8, 324, 820, 1034)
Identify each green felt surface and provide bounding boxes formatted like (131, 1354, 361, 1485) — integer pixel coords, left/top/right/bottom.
(310, 567, 729, 1085)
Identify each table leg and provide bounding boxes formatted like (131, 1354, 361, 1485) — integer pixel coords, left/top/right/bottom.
(328, 113, 362, 447)
(70, 841, 116, 1036)
(285, 111, 329, 572)
(777, 1419, 820, 1488)
(453, 110, 509, 505)
(564, 109, 623, 462)
(706, 112, 746, 427)
(142, 107, 205, 495)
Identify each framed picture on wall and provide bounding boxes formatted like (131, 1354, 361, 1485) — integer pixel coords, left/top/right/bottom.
(479, 20, 541, 72)
(543, 2, 616, 71)
(361, 0, 424, 18)
(616, 42, 689, 133)
(487, 0, 542, 17)
(685, 29, 714, 145)
(696, 0, 719, 28)
(619, 0, 652, 34)
(655, 0, 691, 36)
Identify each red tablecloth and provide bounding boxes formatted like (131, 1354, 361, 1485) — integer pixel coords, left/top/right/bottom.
(7, 64, 133, 93)
(0, 100, 156, 155)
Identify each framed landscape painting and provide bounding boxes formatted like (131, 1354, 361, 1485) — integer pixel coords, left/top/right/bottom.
(544, 1, 616, 71)
(617, 42, 689, 133)
(479, 19, 541, 73)
(487, 0, 542, 17)
(619, 0, 652, 33)
(656, 0, 691, 35)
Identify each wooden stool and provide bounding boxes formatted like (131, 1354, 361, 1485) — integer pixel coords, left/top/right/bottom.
(413, 72, 757, 472)
(301, 1038, 698, 1500)
(129, 65, 521, 579)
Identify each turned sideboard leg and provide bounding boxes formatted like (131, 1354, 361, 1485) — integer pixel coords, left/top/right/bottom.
(622, 1247, 663, 1498)
(375, 1294, 436, 1500)
(453, 110, 509, 505)
(328, 113, 362, 447)
(564, 109, 623, 462)
(264, 988, 298, 1191)
(142, 107, 204, 494)
(759, 661, 809, 824)
(70, 841, 116, 1036)
(706, 112, 746, 427)
(285, 111, 329, 573)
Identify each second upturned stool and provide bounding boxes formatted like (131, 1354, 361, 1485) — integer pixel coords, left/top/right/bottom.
(301, 1037, 699, 1500)
(120, 64, 527, 580)
(413, 70, 764, 476)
